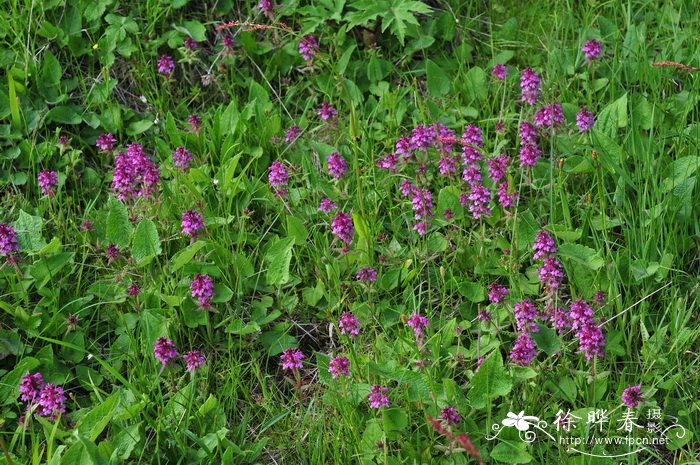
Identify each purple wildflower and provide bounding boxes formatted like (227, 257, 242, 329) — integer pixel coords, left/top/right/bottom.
(328, 356, 350, 379)
(438, 155, 458, 177)
(38, 384, 66, 417)
(154, 337, 179, 365)
(533, 230, 557, 260)
(400, 179, 416, 197)
(172, 146, 193, 171)
(0, 223, 19, 257)
(188, 114, 202, 134)
(569, 300, 605, 360)
(81, 220, 94, 231)
(497, 182, 517, 208)
(96, 133, 117, 153)
(510, 332, 537, 366)
(519, 143, 541, 168)
(111, 143, 160, 201)
(376, 152, 399, 171)
(222, 35, 234, 50)
(184, 37, 199, 50)
(181, 210, 205, 237)
(268, 161, 289, 197)
(492, 64, 507, 80)
(519, 122, 539, 145)
(338, 312, 361, 336)
(406, 313, 430, 337)
(467, 184, 491, 219)
(190, 274, 215, 308)
(621, 385, 643, 408)
(38, 170, 58, 196)
(357, 267, 378, 282)
(331, 211, 354, 245)
(462, 125, 483, 148)
(514, 300, 539, 333)
(582, 39, 603, 61)
(488, 154, 510, 183)
(183, 351, 206, 372)
(257, 0, 274, 18)
(488, 283, 509, 304)
(19, 372, 45, 403)
(538, 257, 565, 295)
(520, 68, 541, 105)
(368, 385, 390, 409)
(411, 188, 433, 235)
(106, 244, 120, 263)
(534, 103, 565, 128)
(443, 209, 454, 220)
(327, 152, 348, 179)
(299, 35, 318, 62)
(280, 348, 304, 371)
(576, 108, 595, 133)
(157, 55, 175, 75)
(440, 406, 462, 425)
(594, 290, 607, 309)
(284, 125, 301, 143)
(317, 102, 338, 121)
(318, 198, 338, 213)
(128, 283, 141, 296)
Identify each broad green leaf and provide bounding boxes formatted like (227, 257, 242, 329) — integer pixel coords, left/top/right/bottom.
(594, 93, 627, 135)
(265, 237, 295, 286)
(426, 59, 450, 97)
(531, 325, 560, 356)
(30, 252, 74, 287)
(468, 350, 512, 409)
(558, 243, 604, 270)
(77, 392, 119, 441)
(13, 209, 46, 251)
(106, 196, 132, 248)
(464, 66, 488, 102)
(46, 106, 81, 124)
(491, 441, 533, 463)
(132, 219, 161, 265)
(286, 216, 308, 244)
(382, 407, 408, 437)
(170, 240, 207, 272)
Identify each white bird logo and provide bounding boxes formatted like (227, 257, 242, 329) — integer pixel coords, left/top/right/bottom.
(501, 411, 539, 431)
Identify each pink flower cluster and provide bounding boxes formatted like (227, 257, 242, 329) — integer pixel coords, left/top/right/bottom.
(0, 223, 19, 258)
(268, 161, 289, 197)
(111, 143, 161, 202)
(181, 210, 205, 237)
(153, 337, 206, 372)
(299, 35, 318, 62)
(190, 274, 215, 308)
(280, 347, 304, 372)
(19, 372, 66, 418)
(38, 170, 58, 196)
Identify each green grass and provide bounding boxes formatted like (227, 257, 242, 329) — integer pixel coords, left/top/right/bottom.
(1, 0, 700, 464)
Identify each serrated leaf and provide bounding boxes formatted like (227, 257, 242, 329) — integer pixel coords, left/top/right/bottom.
(468, 350, 512, 409)
(106, 197, 132, 248)
(132, 219, 161, 265)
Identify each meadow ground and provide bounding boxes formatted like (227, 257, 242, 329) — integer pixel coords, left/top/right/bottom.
(1, 0, 699, 464)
